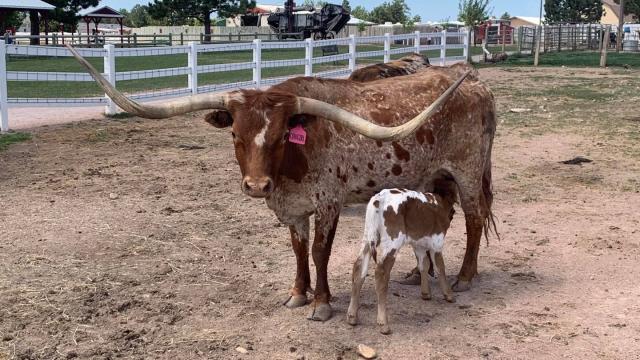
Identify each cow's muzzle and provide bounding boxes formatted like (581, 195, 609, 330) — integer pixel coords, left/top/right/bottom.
(242, 176, 274, 198)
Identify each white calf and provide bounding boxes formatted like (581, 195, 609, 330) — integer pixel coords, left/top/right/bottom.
(347, 182, 457, 334)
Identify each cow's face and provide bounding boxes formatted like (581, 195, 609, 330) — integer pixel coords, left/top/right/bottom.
(205, 90, 299, 198)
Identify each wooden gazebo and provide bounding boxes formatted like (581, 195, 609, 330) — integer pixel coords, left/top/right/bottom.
(78, 6, 125, 37)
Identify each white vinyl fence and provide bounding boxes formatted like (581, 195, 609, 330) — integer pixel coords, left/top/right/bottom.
(0, 30, 470, 132)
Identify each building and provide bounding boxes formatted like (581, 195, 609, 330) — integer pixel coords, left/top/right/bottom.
(509, 16, 541, 28)
(602, 0, 637, 25)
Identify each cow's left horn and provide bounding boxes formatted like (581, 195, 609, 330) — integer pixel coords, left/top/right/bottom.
(295, 70, 470, 141)
(65, 44, 229, 119)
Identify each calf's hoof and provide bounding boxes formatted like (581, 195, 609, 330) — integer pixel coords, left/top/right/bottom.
(421, 293, 432, 301)
(346, 313, 358, 326)
(378, 323, 392, 335)
(444, 295, 456, 303)
(451, 278, 472, 292)
(307, 302, 333, 322)
(284, 294, 307, 308)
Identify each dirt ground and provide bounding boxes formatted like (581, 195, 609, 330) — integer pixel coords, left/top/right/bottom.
(1, 66, 639, 360)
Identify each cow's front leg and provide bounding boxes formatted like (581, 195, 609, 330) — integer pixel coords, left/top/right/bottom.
(284, 217, 311, 308)
(308, 211, 340, 321)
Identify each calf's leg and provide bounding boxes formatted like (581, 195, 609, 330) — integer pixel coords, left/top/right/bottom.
(375, 250, 396, 335)
(347, 243, 372, 326)
(308, 212, 340, 321)
(434, 252, 455, 302)
(284, 218, 311, 308)
(414, 246, 432, 300)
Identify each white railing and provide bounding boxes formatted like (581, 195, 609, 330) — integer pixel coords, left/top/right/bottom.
(0, 30, 470, 132)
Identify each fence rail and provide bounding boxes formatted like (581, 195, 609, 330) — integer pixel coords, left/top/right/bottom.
(0, 30, 470, 132)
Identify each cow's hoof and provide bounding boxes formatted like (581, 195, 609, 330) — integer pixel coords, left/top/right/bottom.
(421, 293, 432, 300)
(444, 295, 456, 303)
(451, 278, 472, 292)
(284, 294, 307, 308)
(307, 303, 332, 321)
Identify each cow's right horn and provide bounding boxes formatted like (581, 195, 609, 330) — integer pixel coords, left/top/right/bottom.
(295, 70, 470, 141)
(66, 45, 229, 118)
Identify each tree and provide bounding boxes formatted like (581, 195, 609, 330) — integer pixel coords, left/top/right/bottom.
(500, 11, 511, 20)
(341, 0, 351, 12)
(369, 0, 411, 24)
(0, 11, 25, 31)
(126, 4, 154, 27)
(615, 0, 640, 20)
(148, 0, 255, 40)
(458, 0, 491, 26)
(351, 5, 370, 21)
(27, 0, 98, 44)
(544, 0, 603, 23)
(303, 0, 327, 8)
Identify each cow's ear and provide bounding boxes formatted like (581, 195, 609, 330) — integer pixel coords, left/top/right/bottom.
(204, 110, 233, 128)
(288, 114, 317, 128)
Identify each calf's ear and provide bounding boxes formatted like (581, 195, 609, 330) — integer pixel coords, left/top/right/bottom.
(204, 110, 233, 128)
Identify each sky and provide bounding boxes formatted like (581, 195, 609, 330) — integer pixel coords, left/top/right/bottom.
(101, 0, 545, 22)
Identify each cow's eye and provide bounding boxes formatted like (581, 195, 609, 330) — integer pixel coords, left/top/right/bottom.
(231, 132, 236, 139)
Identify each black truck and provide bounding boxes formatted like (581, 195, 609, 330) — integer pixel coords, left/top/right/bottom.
(262, 1, 351, 40)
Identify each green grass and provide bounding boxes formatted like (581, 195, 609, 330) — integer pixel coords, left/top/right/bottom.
(479, 51, 640, 68)
(0, 132, 31, 151)
(6, 42, 513, 99)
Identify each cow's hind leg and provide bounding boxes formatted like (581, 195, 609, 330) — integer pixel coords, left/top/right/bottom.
(453, 187, 484, 292)
(308, 212, 340, 321)
(284, 217, 311, 308)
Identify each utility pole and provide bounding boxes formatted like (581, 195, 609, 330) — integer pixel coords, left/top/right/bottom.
(617, 0, 625, 52)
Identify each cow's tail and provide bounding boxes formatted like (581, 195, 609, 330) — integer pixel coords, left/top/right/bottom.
(482, 151, 499, 245)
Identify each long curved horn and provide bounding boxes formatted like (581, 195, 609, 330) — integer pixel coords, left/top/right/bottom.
(65, 45, 228, 118)
(296, 70, 470, 141)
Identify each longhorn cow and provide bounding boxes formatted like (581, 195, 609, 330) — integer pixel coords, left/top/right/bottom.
(67, 45, 496, 322)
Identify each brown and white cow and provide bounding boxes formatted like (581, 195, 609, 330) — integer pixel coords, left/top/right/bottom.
(348, 53, 430, 82)
(67, 45, 497, 322)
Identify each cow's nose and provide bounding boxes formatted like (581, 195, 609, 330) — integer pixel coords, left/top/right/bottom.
(242, 176, 274, 197)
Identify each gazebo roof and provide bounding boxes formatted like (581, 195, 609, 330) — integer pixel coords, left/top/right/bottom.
(79, 6, 124, 19)
(0, 0, 55, 11)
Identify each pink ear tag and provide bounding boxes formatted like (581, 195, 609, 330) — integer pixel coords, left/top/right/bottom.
(288, 125, 307, 145)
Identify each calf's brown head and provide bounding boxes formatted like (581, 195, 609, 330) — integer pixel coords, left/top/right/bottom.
(65, 44, 470, 198)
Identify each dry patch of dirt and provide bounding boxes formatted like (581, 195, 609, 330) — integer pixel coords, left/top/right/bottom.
(1, 67, 639, 359)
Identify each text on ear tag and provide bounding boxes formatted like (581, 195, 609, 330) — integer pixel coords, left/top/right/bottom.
(289, 125, 307, 145)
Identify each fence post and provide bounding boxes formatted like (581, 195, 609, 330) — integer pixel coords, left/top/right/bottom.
(534, 26, 542, 66)
(188, 41, 198, 95)
(348, 34, 356, 73)
(414, 30, 421, 54)
(600, 26, 610, 68)
(305, 38, 313, 76)
(133, 33, 137, 47)
(0, 40, 8, 132)
(253, 39, 262, 89)
(440, 30, 447, 66)
(169, 33, 173, 46)
(464, 29, 471, 63)
(103, 44, 117, 115)
(383, 32, 391, 63)
(558, 25, 562, 52)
